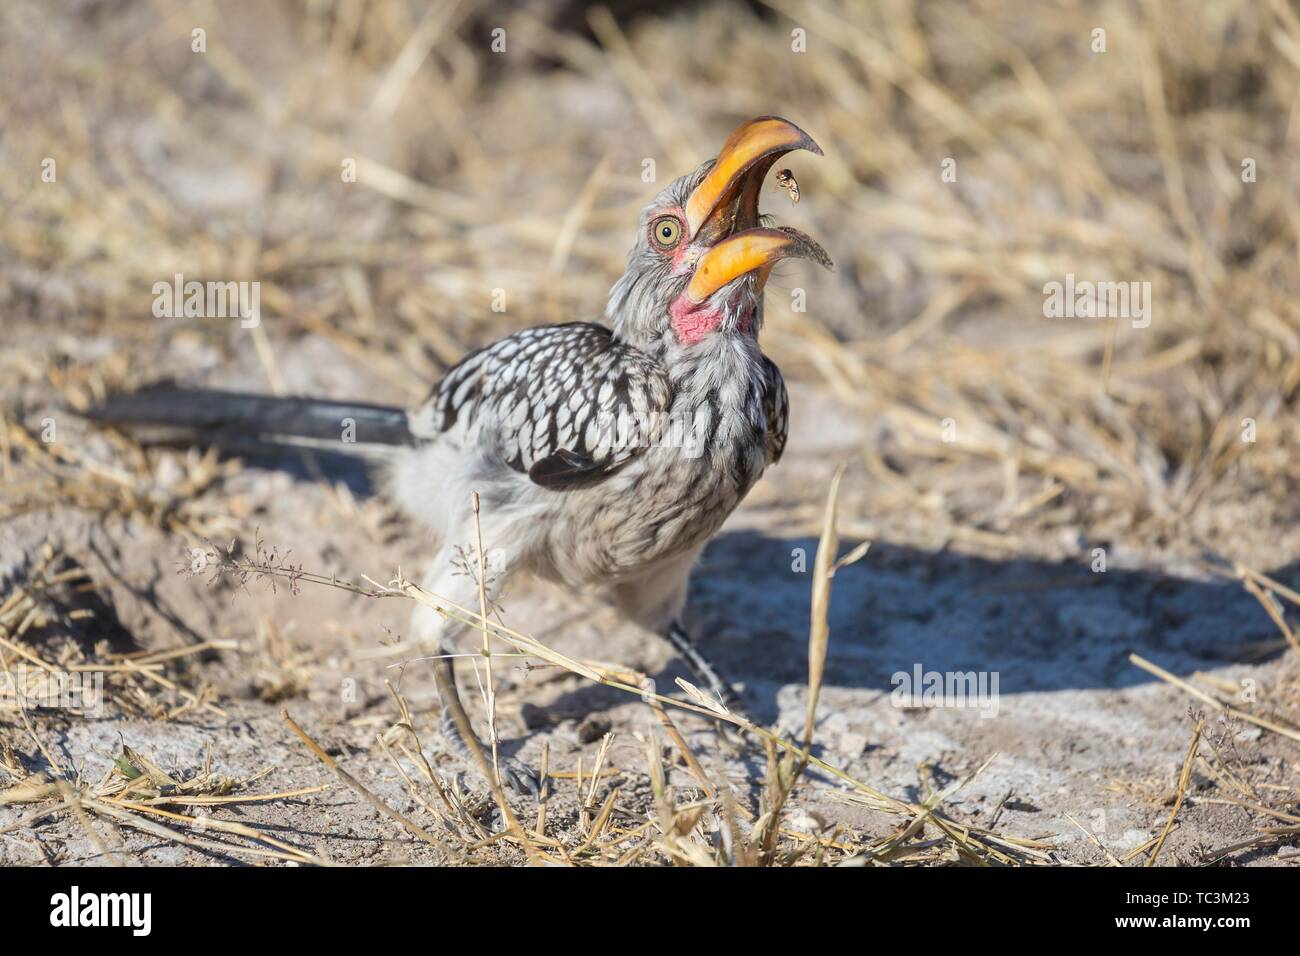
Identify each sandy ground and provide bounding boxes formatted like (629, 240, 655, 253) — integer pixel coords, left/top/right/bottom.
(2, 329, 1298, 865)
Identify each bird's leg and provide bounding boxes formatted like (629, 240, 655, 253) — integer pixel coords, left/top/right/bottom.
(665, 621, 743, 713)
(431, 650, 539, 798)
(611, 556, 756, 734)
(665, 621, 758, 749)
(412, 548, 540, 798)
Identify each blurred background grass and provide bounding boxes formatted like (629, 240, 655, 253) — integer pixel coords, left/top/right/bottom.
(3, 0, 1299, 566)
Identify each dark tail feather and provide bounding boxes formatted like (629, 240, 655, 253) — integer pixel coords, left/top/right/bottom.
(85, 386, 415, 448)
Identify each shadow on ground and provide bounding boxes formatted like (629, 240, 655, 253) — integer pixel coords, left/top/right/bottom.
(540, 530, 1292, 727)
(119, 446, 1292, 730)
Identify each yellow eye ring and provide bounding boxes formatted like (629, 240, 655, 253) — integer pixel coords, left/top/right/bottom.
(650, 216, 683, 249)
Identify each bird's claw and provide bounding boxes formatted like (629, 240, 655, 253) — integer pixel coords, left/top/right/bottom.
(495, 755, 542, 799)
(714, 694, 762, 751)
(438, 709, 542, 799)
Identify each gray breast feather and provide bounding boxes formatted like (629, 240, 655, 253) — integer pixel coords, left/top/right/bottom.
(414, 323, 673, 489)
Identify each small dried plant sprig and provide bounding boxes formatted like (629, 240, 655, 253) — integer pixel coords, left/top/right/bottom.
(181, 529, 391, 601)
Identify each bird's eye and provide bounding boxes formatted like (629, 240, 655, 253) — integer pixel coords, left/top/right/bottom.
(650, 216, 682, 249)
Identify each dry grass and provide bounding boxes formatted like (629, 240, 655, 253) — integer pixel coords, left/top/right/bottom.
(0, 545, 227, 721)
(1, 473, 1057, 865)
(4, 0, 1299, 554)
(3, 0, 1300, 865)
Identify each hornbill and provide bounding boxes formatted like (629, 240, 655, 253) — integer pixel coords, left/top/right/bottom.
(89, 116, 833, 795)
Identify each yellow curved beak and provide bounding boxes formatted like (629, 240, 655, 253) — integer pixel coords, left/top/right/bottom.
(686, 227, 832, 304)
(684, 116, 822, 238)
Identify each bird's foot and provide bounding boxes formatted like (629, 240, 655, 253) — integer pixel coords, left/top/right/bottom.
(663, 622, 762, 750)
(495, 754, 542, 799)
(438, 708, 542, 799)
(715, 698, 761, 751)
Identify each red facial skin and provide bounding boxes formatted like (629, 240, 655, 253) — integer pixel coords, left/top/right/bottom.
(651, 208, 750, 345)
(669, 294, 725, 345)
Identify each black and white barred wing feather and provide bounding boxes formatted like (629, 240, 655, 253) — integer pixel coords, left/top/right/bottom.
(761, 355, 789, 466)
(410, 323, 673, 489)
